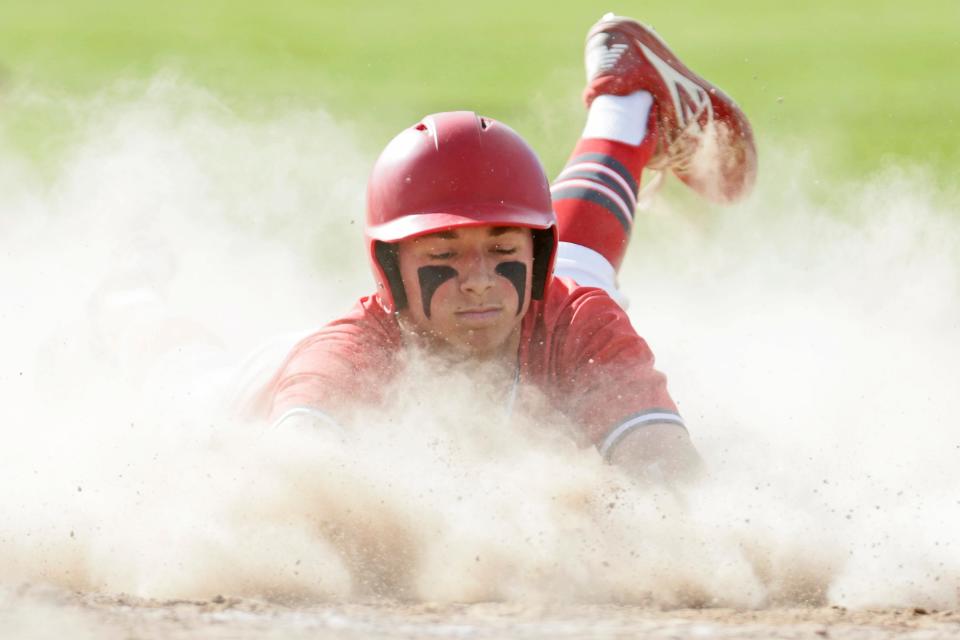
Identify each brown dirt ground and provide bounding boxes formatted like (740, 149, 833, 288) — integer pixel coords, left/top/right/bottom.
(4, 587, 960, 639)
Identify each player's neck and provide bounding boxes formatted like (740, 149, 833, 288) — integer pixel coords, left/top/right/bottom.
(397, 318, 522, 369)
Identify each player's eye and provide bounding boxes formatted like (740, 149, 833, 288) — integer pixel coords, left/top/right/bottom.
(428, 250, 456, 260)
(492, 246, 517, 255)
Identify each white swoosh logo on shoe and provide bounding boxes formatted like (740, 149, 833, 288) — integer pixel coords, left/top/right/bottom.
(638, 42, 713, 130)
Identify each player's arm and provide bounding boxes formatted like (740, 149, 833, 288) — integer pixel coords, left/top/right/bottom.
(605, 421, 703, 485)
(262, 359, 353, 431)
(557, 288, 702, 485)
(260, 309, 398, 430)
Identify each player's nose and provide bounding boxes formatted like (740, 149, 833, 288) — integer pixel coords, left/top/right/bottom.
(459, 252, 495, 296)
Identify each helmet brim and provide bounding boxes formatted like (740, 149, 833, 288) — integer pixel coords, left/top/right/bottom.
(366, 204, 555, 243)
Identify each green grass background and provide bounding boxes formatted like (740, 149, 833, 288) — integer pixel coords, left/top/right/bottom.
(1, 0, 957, 180)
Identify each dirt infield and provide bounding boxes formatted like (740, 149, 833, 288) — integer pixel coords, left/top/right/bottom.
(4, 588, 959, 639)
(2, 86, 959, 640)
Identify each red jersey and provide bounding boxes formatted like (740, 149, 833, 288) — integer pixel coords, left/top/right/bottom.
(260, 277, 682, 459)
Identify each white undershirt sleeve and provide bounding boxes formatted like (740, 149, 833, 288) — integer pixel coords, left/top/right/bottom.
(553, 241, 629, 309)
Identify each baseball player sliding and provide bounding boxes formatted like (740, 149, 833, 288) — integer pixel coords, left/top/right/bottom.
(254, 14, 757, 484)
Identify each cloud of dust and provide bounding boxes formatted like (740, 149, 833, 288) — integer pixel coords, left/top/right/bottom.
(1, 78, 958, 613)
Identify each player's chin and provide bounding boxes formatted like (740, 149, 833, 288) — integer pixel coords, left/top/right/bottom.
(446, 325, 514, 357)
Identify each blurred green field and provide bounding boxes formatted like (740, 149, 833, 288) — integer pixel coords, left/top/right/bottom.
(1, 0, 957, 180)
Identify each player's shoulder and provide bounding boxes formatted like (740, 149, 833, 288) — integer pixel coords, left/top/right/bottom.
(536, 276, 629, 327)
(316, 293, 396, 335)
(283, 293, 401, 371)
(522, 276, 642, 360)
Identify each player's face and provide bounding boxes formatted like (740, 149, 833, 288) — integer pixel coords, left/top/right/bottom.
(397, 226, 534, 358)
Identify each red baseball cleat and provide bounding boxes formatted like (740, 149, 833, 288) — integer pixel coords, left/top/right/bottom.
(583, 14, 757, 204)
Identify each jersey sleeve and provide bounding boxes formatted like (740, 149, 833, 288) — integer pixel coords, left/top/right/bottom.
(549, 288, 684, 459)
(262, 297, 400, 425)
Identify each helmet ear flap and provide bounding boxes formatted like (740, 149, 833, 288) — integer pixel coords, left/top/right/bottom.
(530, 228, 556, 300)
(373, 241, 408, 310)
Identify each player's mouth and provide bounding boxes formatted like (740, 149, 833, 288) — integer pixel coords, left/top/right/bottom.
(454, 305, 503, 324)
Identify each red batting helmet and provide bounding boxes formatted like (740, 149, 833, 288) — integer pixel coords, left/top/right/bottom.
(365, 111, 558, 313)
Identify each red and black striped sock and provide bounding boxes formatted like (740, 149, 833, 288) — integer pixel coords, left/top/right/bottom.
(551, 110, 657, 271)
